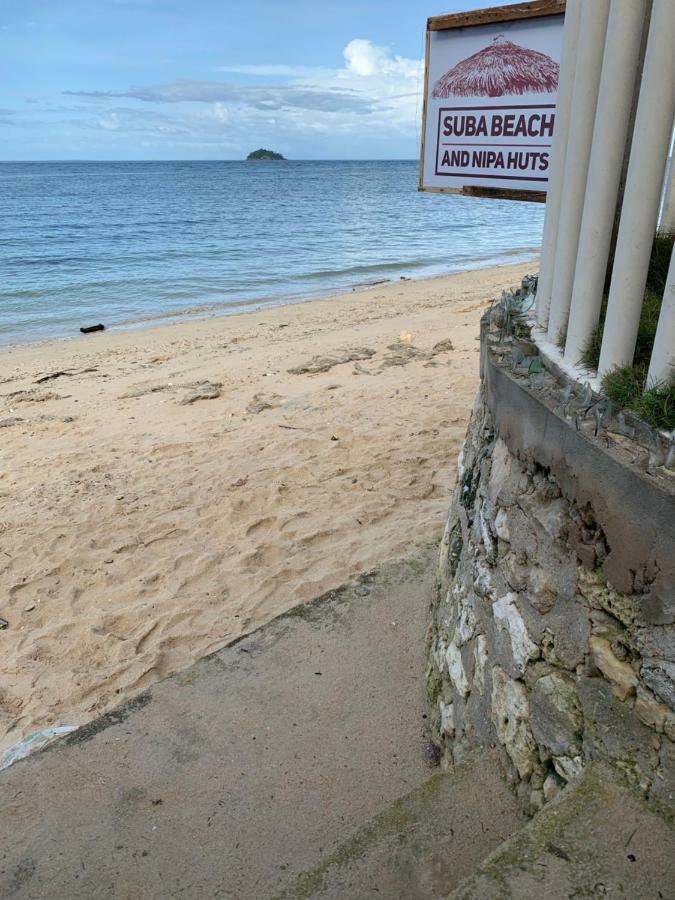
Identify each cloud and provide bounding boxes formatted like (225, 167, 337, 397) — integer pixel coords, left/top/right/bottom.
(65, 81, 374, 114)
(93, 108, 190, 133)
(342, 38, 422, 79)
(215, 64, 320, 78)
(56, 39, 423, 154)
(343, 38, 390, 76)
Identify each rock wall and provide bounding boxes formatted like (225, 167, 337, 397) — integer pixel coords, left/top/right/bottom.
(427, 384, 675, 814)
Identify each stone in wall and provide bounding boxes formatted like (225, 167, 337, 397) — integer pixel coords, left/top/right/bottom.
(427, 378, 675, 813)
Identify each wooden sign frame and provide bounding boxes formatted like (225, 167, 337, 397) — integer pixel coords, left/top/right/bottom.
(419, 0, 565, 203)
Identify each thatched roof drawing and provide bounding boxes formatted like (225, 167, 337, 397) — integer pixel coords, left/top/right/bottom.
(432, 35, 559, 99)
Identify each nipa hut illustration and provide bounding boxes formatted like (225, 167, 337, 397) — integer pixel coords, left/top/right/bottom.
(432, 34, 559, 99)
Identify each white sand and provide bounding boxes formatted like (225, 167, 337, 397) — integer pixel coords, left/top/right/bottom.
(0, 261, 534, 751)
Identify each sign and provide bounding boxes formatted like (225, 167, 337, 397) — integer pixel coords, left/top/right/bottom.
(419, 1, 565, 200)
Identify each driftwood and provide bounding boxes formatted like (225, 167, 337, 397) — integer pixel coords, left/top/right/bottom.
(80, 324, 105, 334)
(35, 367, 97, 384)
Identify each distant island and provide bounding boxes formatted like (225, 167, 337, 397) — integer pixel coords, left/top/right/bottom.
(246, 148, 285, 161)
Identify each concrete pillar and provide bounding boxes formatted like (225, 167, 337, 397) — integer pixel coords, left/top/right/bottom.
(535, 0, 582, 327)
(563, 0, 648, 367)
(660, 146, 675, 233)
(598, 0, 675, 376)
(647, 245, 675, 385)
(546, 0, 611, 344)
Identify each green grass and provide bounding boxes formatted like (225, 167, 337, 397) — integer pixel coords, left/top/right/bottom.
(601, 365, 675, 431)
(581, 231, 673, 371)
(646, 230, 673, 294)
(578, 231, 674, 430)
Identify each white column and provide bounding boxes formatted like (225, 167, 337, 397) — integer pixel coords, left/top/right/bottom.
(598, 0, 675, 376)
(660, 144, 675, 233)
(564, 0, 647, 366)
(647, 245, 675, 385)
(535, 0, 582, 327)
(546, 0, 611, 344)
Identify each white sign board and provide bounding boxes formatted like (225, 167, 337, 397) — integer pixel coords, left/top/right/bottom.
(420, 3, 565, 198)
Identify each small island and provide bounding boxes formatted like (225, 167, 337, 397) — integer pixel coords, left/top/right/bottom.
(246, 148, 285, 161)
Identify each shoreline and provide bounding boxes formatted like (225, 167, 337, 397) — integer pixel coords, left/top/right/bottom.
(0, 260, 534, 753)
(0, 253, 538, 354)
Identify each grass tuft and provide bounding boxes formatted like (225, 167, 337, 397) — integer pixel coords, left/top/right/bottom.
(581, 231, 673, 372)
(579, 231, 673, 431)
(601, 365, 675, 431)
(646, 231, 674, 295)
(601, 364, 645, 407)
(637, 383, 675, 432)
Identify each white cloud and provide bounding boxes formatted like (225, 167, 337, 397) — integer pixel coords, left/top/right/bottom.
(342, 39, 423, 80)
(66, 81, 374, 114)
(215, 64, 320, 78)
(58, 39, 424, 155)
(343, 38, 390, 76)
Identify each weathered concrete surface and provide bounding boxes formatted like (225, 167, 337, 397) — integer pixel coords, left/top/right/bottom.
(0, 552, 468, 900)
(448, 765, 675, 900)
(274, 755, 526, 900)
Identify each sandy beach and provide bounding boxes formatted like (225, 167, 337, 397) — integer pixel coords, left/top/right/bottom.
(0, 260, 533, 753)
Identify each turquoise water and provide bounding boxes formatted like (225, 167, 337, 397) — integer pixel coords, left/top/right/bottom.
(0, 160, 543, 345)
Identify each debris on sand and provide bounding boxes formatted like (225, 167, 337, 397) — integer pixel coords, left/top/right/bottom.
(34, 415, 75, 424)
(288, 347, 376, 375)
(374, 337, 456, 373)
(3, 390, 65, 404)
(179, 382, 223, 405)
(380, 344, 432, 368)
(246, 392, 282, 415)
(120, 383, 174, 399)
(0, 415, 74, 429)
(35, 367, 97, 384)
(121, 380, 222, 403)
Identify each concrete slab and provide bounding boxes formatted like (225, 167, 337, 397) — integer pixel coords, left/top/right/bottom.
(0, 550, 450, 900)
(274, 758, 526, 900)
(449, 764, 675, 900)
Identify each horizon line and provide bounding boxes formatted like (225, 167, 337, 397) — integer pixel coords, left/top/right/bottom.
(0, 157, 420, 164)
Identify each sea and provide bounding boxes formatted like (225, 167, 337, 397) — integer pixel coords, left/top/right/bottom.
(0, 160, 544, 346)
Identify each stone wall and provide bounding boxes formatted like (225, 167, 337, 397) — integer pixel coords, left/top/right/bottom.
(427, 307, 675, 815)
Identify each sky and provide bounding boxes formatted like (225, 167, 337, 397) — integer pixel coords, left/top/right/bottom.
(0, 0, 490, 160)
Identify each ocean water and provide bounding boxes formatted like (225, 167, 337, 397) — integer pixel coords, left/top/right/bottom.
(0, 160, 544, 346)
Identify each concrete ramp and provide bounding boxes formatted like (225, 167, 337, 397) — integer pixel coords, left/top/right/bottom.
(449, 764, 675, 900)
(274, 761, 525, 900)
(3, 547, 668, 899)
(0, 549, 522, 900)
